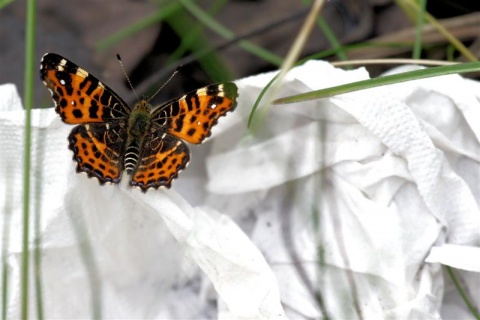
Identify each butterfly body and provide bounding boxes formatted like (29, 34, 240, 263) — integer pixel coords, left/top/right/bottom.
(40, 53, 238, 191)
(128, 100, 152, 140)
(124, 100, 153, 174)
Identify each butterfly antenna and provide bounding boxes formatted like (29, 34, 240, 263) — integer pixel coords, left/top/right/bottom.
(147, 65, 182, 104)
(116, 54, 140, 102)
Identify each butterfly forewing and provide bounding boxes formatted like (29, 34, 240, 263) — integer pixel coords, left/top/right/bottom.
(150, 83, 238, 144)
(40, 53, 131, 124)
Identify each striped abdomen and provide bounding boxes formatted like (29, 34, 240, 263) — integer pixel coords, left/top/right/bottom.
(124, 141, 141, 173)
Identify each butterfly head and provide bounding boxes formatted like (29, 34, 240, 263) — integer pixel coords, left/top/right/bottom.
(133, 98, 152, 113)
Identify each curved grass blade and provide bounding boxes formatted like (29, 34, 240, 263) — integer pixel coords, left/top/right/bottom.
(446, 266, 480, 320)
(248, 0, 325, 128)
(247, 73, 278, 128)
(273, 62, 480, 104)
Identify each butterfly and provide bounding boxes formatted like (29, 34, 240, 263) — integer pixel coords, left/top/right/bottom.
(40, 53, 238, 191)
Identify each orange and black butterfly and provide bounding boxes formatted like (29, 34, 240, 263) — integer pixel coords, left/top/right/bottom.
(40, 53, 238, 191)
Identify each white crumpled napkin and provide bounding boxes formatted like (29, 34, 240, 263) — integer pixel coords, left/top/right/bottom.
(204, 61, 480, 318)
(0, 83, 284, 319)
(1, 59, 479, 319)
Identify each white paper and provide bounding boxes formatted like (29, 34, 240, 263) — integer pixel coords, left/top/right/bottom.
(205, 61, 480, 318)
(1, 59, 479, 319)
(0, 83, 285, 319)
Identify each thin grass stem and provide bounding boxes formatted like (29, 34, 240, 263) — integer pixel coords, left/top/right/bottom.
(412, 0, 427, 59)
(446, 266, 480, 320)
(21, 0, 36, 318)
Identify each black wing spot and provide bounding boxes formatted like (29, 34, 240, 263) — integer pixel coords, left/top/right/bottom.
(208, 112, 218, 120)
(59, 98, 68, 108)
(57, 86, 64, 97)
(175, 115, 184, 132)
(72, 109, 83, 118)
(100, 92, 110, 106)
(82, 163, 94, 171)
(206, 85, 220, 95)
(171, 101, 180, 116)
(89, 101, 99, 118)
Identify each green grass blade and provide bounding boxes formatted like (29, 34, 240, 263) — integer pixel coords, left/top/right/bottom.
(446, 266, 480, 319)
(0, 0, 14, 9)
(33, 140, 46, 320)
(166, 0, 226, 64)
(247, 74, 278, 128)
(399, 0, 477, 62)
(412, 0, 427, 59)
(1, 187, 13, 320)
(446, 45, 456, 62)
(96, 2, 182, 51)
(69, 216, 103, 320)
(316, 16, 348, 62)
(1, 258, 7, 320)
(178, 0, 283, 66)
(21, 0, 36, 318)
(33, 235, 44, 320)
(248, 0, 325, 128)
(166, 9, 232, 81)
(274, 62, 480, 104)
(301, 0, 343, 61)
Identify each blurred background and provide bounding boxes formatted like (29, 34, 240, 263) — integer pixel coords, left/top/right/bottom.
(1, 0, 479, 109)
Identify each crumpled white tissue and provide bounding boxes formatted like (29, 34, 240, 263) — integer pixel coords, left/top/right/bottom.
(1, 59, 479, 319)
(0, 83, 284, 319)
(204, 61, 479, 318)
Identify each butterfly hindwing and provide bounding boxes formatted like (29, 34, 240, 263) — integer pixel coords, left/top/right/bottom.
(68, 122, 128, 184)
(150, 83, 238, 144)
(40, 53, 131, 124)
(130, 132, 190, 191)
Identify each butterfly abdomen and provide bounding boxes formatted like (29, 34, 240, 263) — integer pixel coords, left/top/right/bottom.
(124, 141, 141, 173)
